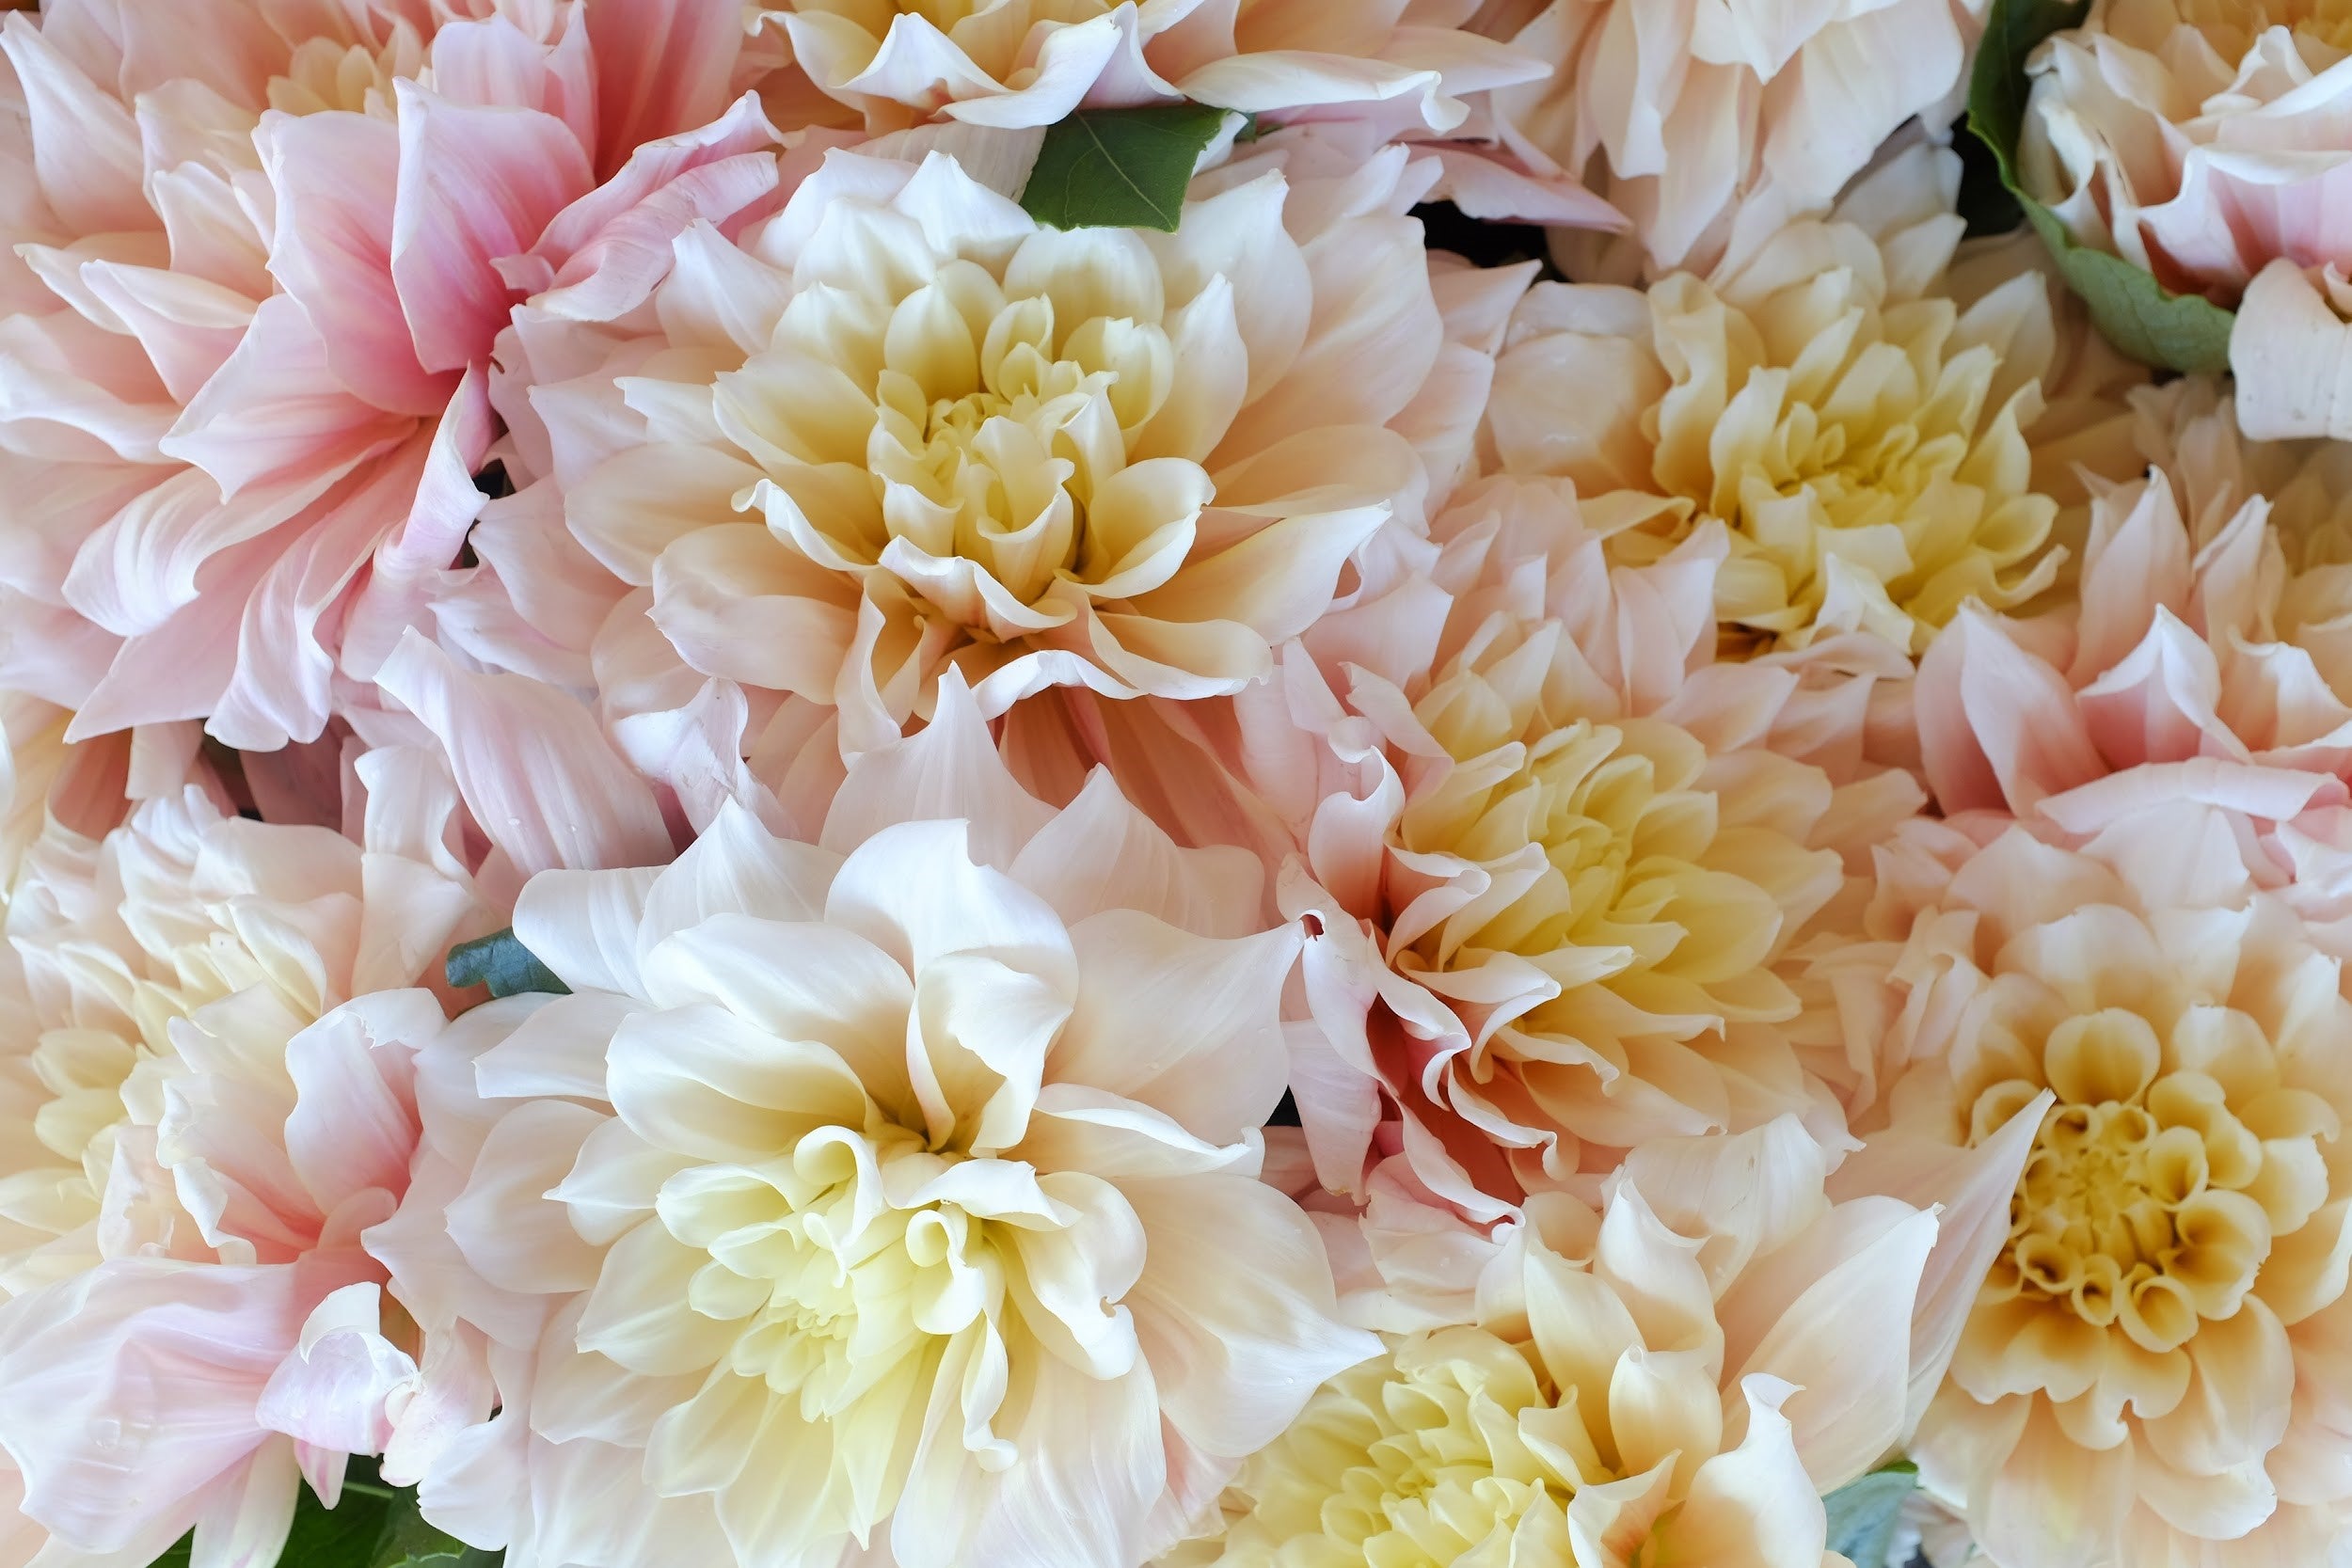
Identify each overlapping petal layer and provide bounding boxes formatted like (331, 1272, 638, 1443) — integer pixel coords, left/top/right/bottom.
(1488, 145, 2076, 659)
(366, 676, 1375, 1568)
(1846, 811, 2352, 1565)
(453, 126, 1534, 837)
(1229, 467, 1923, 1222)
(0, 0, 779, 751)
(0, 741, 486, 1561)
(1166, 1116, 2038, 1568)
(1485, 0, 1994, 275)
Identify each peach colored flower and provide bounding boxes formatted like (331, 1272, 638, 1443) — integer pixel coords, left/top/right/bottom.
(0, 0, 783, 751)
(2017, 2, 2352, 442)
(1915, 377, 2352, 828)
(1482, 0, 1994, 276)
(2020, 0, 2352, 307)
(365, 674, 1375, 1568)
(1488, 144, 2073, 659)
(1165, 1116, 2041, 1568)
(1842, 810, 2352, 1567)
(449, 127, 1536, 839)
(0, 743, 489, 1564)
(1228, 470, 1922, 1222)
(766, 0, 1556, 144)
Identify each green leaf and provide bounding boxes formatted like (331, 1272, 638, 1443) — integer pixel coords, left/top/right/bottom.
(1823, 1460, 1919, 1568)
(281, 1475, 397, 1566)
(445, 927, 570, 999)
(369, 1486, 501, 1568)
(1966, 0, 2235, 373)
(140, 1462, 501, 1568)
(1020, 103, 1236, 231)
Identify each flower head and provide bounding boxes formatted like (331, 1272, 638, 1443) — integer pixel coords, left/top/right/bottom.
(1485, 0, 1994, 274)
(1915, 377, 2352, 832)
(474, 128, 1529, 820)
(1848, 812, 2352, 1565)
(1234, 474, 1920, 1218)
(0, 0, 779, 749)
(1488, 144, 2070, 657)
(0, 743, 485, 1563)
(2020, 0, 2352, 306)
(369, 675, 1375, 1568)
(1168, 1114, 2036, 1568)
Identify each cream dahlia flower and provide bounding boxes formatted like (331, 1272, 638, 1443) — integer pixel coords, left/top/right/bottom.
(0, 745, 487, 1565)
(1167, 1115, 2041, 1568)
(1481, 0, 1994, 275)
(1488, 144, 2070, 658)
(1231, 472, 1922, 1218)
(1846, 813, 2352, 1566)
(457, 128, 1533, 829)
(366, 675, 1375, 1568)
(767, 0, 1552, 143)
(0, 0, 780, 750)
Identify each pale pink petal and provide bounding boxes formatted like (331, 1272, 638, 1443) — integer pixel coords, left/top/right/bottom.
(389, 85, 593, 376)
(375, 629, 672, 876)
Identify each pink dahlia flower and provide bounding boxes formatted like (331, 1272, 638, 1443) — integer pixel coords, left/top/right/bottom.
(1916, 378, 2352, 827)
(436, 126, 1542, 851)
(0, 742, 491, 1565)
(0, 0, 784, 751)
(1229, 473, 1924, 1221)
(365, 673, 1375, 1568)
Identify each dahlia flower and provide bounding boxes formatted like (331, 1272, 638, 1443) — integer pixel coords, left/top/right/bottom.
(1231, 469, 1922, 1219)
(768, 0, 1552, 147)
(0, 0, 782, 751)
(2020, 0, 2352, 306)
(1916, 377, 2352, 823)
(1488, 143, 2071, 658)
(366, 674, 1375, 1568)
(1481, 0, 1993, 275)
(1847, 811, 2352, 1565)
(2016, 1, 2352, 440)
(456, 126, 1534, 832)
(0, 744, 488, 1564)
(1166, 1113, 2041, 1568)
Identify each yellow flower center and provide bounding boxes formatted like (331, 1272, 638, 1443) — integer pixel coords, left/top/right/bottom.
(1970, 1008, 2291, 1352)
(2178, 0, 2352, 55)
(662, 1121, 1003, 1421)
(749, 252, 1207, 644)
(1643, 272, 2059, 652)
(1392, 634, 1823, 1058)
(1189, 1336, 1564, 1567)
(269, 36, 412, 117)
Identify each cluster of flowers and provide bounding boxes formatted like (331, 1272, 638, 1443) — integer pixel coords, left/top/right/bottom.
(7, 1, 2352, 1567)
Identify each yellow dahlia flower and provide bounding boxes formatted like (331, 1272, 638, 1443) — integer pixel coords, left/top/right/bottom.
(482, 129, 1513, 810)
(1487, 143, 2069, 657)
(1166, 1116, 2040, 1568)
(1846, 812, 2352, 1565)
